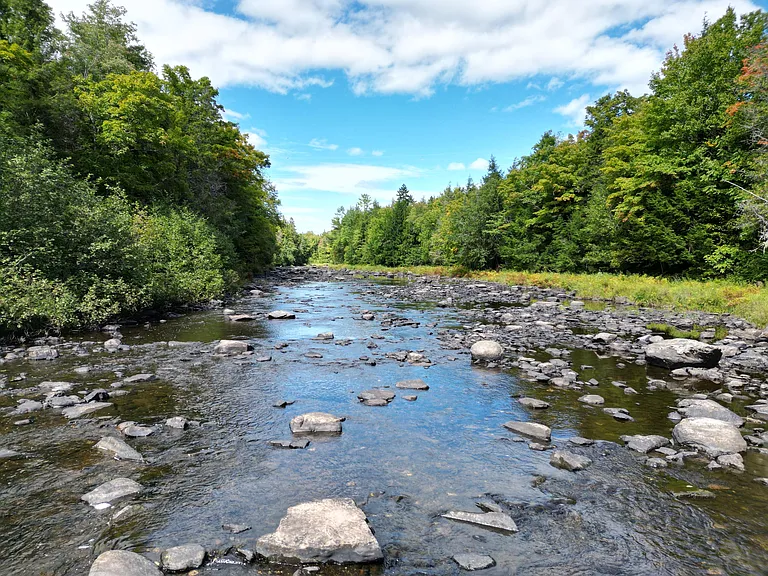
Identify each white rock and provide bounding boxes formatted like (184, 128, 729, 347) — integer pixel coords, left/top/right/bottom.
(89, 550, 161, 576)
(470, 340, 503, 362)
(672, 417, 747, 457)
(290, 412, 344, 434)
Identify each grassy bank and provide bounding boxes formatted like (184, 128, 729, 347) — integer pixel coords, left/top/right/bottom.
(326, 264, 768, 327)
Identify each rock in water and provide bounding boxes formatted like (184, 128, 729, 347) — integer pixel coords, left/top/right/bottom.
(645, 339, 722, 369)
(256, 498, 383, 564)
(470, 340, 503, 362)
(550, 451, 592, 471)
(677, 399, 744, 427)
(578, 394, 605, 406)
(161, 544, 206, 572)
(442, 511, 518, 533)
(453, 554, 496, 571)
(27, 345, 58, 360)
(623, 435, 670, 454)
(165, 417, 188, 429)
(502, 421, 551, 442)
(0, 448, 20, 459)
(395, 379, 429, 390)
(81, 478, 143, 507)
(95, 437, 143, 462)
(290, 412, 344, 435)
(518, 397, 550, 409)
(358, 389, 395, 406)
(62, 402, 113, 419)
(214, 340, 253, 355)
(89, 550, 161, 576)
(267, 310, 296, 320)
(672, 417, 747, 457)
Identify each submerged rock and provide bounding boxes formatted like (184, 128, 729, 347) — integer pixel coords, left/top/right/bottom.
(62, 402, 112, 419)
(358, 389, 395, 406)
(518, 397, 550, 409)
(550, 451, 592, 471)
(646, 339, 722, 369)
(672, 417, 747, 457)
(161, 544, 206, 572)
(95, 437, 143, 462)
(88, 550, 161, 576)
(256, 498, 383, 564)
(442, 510, 518, 533)
(453, 554, 496, 571)
(578, 394, 605, 406)
(470, 340, 503, 362)
(81, 478, 143, 507)
(502, 421, 551, 442)
(395, 379, 429, 390)
(290, 412, 344, 435)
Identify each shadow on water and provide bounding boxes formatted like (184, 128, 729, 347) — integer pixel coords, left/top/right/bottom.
(1, 281, 767, 575)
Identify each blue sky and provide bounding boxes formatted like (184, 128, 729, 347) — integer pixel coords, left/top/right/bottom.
(50, 0, 767, 232)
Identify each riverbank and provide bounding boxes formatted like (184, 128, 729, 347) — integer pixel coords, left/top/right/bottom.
(326, 264, 768, 327)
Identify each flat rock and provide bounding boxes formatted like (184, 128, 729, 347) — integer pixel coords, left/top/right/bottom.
(165, 417, 188, 429)
(214, 340, 253, 355)
(358, 389, 395, 405)
(161, 544, 206, 572)
(470, 340, 503, 362)
(403, 395, 418, 401)
(256, 498, 383, 564)
(0, 448, 20, 458)
(453, 554, 496, 571)
(578, 394, 605, 406)
(677, 399, 744, 427)
(62, 402, 112, 419)
(518, 397, 550, 409)
(568, 437, 594, 446)
(550, 450, 592, 471)
(717, 453, 745, 471)
(268, 310, 296, 320)
(124, 374, 156, 384)
(95, 437, 143, 461)
(442, 510, 518, 533)
(290, 412, 344, 435)
(89, 550, 161, 576)
(228, 314, 256, 322)
(269, 439, 311, 449)
(672, 417, 747, 457)
(646, 338, 722, 369)
(81, 478, 143, 506)
(395, 379, 429, 390)
(27, 345, 58, 360)
(11, 400, 43, 415)
(502, 421, 551, 442)
(623, 435, 670, 454)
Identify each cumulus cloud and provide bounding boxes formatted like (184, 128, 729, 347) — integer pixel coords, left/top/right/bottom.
(469, 158, 488, 170)
(504, 95, 546, 112)
(244, 127, 268, 148)
(554, 94, 592, 126)
(347, 147, 364, 156)
(308, 138, 339, 150)
(47, 0, 760, 97)
(447, 162, 466, 170)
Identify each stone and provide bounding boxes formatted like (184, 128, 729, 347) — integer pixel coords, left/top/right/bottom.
(604, 408, 634, 421)
(593, 333, 617, 344)
(161, 544, 206, 572)
(11, 400, 43, 415)
(269, 439, 311, 449)
(256, 498, 383, 564)
(123, 374, 156, 384)
(273, 400, 296, 408)
(502, 421, 551, 442)
(268, 310, 296, 320)
(62, 402, 113, 419)
(84, 389, 109, 403)
(677, 399, 744, 427)
(120, 424, 154, 438)
(578, 394, 605, 406)
(442, 511, 518, 533)
(623, 435, 670, 454)
(228, 314, 255, 322)
(550, 450, 592, 471)
(395, 379, 429, 390)
(672, 417, 747, 457)
(290, 412, 344, 435)
(214, 340, 253, 355)
(0, 448, 20, 458)
(27, 345, 58, 360)
(470, 340, 503, 362)
(314, 332, 334, 340)
(95, 437, 143, 461)
(716, 453, 745, 471)
(89, 550, 161, 576)
(403, 395, 418, 401)
(223, 524, 251, 534)
(645, 457, 668, 468)
(81, 478, 143, 506)
(358, 389, 395, 406)
(568, 437, 594, 446)
(745, 404, 768, 421)
(104, 338, 122, 351)
(646, 338, 722, 369)
(453, 554, 496, 571)
(518, 397, 550, 409)
(166, 417, 188, 429)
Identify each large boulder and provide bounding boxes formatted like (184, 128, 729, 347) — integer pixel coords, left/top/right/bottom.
(677, 399, 744, 427)
(470, 340, 503, 362)
(672, 417, 747, 457)
(256, 498, 383, 564)
(89, 550, 161, 576)
(645, 339, 722, 369)
(290, 412, 344, 435)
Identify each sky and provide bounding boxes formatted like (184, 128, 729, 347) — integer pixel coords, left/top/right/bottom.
(48, 0, 767, 232)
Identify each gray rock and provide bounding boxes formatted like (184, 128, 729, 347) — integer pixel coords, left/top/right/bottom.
(119, 423, 154, 438)
(104, 338, 122, 351)
(568, 437, 594, 446)
(95, 437, 143, 461)
(502, 421, 551, 442)
(269, 439, 311, 449)
(84, 389, 109, 403)
(124, 374, 156, 384)
(593, 333, 617, 344)
(223, 524, 251, 534)
(395, 379, 429, 390)
(677, 399, 743, 427)
(214, 340, 253, 355)
(578, 394, 605, 406)
(518, 397, 550, 409)
(268, 310, 296, 320)
(165, 417, 188, 429)
(646, 338, 722, 369)
(623, 435, 670, 454)
(453, 554, 496, 571)
(89, 550, 161, 576)
(161, 544, 206, 572)
(256, 498, 382, 564)
(228, 314, 255, 322)
(81, 478, 143, 506)
(290, 412, 344, 435)
(27, 345, 58, 360)
(645, 457, 668, 468)
(442, 510, 518, 533)
(11, 400, 43, 415)
(314, 332, 334, 340)
(470, 340, 503, 362)
(62, 402, 112, 419)
(550, 450, 592, 471)
(403, 395, 418, 401)
(745, 404, 768, 421)
(672, 417, 747, 457)
(358, 389, 395, 406)
(716, 453, 745, 471)
(0, 448, 20, 458)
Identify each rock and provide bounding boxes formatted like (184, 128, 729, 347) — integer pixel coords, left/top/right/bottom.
(166, 417, 188, 429)
(0, 448, 20, 458)
(646, 338, 722, 369)
(672, 417, 747, 457)
(395, 379, 429, 390)
(673, 489, 715, 500)
(228, 314, 256, 322)
(361, 313, 375, 321)
(119, 423, 154, 438)
(677, 399, 743, 426)
(604, 407, 634, 421)
(578, 394, 605, 406)
(104, 338, 122, 351)
(84, 389, 109, 403)
(645, 457, 668, 468)
(502, 421, 551, 442)
(593, 333, 617, 344)
(716, 453, 745, 471)
(62, 402, 112, 419)
(11, 400, 43, 415)
(223, 524, 251, 534)
(442, 510, 518, 533)
(358, 389, 395, 406)
(568, 437, 594, 446)
(290, 412, 344, 435)
(745, 404, 768, 421)
(95, 437, 143, 461)
(161, 544, 206, 572)
(273, 400, 296, 408)
(256, 498, 383, 564)
(27, 345, 58, 360)
(470, 340, 503, 362)
(623, 435, 670, 454)
(403, 395, 418, 401)
(214, 340, 253, 355)
(314, 332, 334, 340)
(88, 550, 161, 576)
(268, 310, 296, 320)
(81, 478, 143, 506)
(518, 398, 550, 409)
(550, 450, 592, 471)
(453, 554, 496, 571)
(124, 374, 156, 384)
(269, 439, 311, 449)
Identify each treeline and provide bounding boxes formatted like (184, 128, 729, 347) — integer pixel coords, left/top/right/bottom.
(0, 0, 281, 336)
(315, 9, 768, 280)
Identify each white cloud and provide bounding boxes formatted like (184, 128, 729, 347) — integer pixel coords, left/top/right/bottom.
(554, 94, 591, 126)
(347, 147, 364, 156)
(296, 93, 312, 101)
(308, 138, 339, 150)
(371, 150, 384, 156)
(503, 95, 546, 112)
(546, 77, 564, 91)
(48, 0, 760, 97)
(469, 158, 488, 170)
(447, 162, 466, 171)
(244, 127, 268, 148)
(222, 108, 249, 121)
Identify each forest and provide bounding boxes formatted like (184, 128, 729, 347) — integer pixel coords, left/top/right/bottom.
(310, 9, 768, 281)
(0, 0, 283, 336)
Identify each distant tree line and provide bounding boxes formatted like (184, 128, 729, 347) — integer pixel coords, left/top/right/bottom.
(312, 9, 768, 280)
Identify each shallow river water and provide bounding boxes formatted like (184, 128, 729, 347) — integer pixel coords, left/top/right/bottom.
(1, 277, 768, 575)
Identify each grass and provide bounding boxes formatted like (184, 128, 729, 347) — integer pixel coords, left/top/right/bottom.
(324, 264, 768, 327)
(646, 323, 730, 340)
